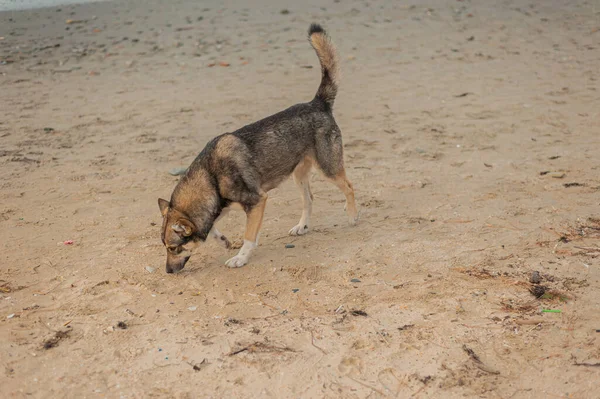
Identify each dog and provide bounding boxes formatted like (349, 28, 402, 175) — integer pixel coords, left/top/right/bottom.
(158, 24, 358, 273)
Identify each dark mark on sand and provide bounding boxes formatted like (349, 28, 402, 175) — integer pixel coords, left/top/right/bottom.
(351, 310, 368, 317)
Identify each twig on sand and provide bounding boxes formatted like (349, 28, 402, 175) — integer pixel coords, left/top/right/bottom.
(462, 345, 500, 375)
(574, 246, 600, 252)
(310, 330, 327, 355)
(573, 361, 600, 367)
(424, 338, 448, 349)
(227, 342, 295, 356)
(346, 376, 387, 397)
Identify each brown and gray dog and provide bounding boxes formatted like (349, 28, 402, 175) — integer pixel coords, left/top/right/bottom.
(158, 24, 358, 273)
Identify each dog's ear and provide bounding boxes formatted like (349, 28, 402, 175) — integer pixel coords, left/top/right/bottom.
(172, 218, 194, 237)
(158, 198, 170, 216)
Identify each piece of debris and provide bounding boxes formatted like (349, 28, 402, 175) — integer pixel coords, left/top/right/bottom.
(350, 278, 361, 283)
(550, 172, 565, 179)
(573, 361, 600, 367)
(285, 244, 295, 249)
(227, 342, 295, 356)
(351, 310, 368, 317)
(224, 318, 242, 326)
(398, 324, 414, 331)
(529, 285, 547, 298)
(42, 330, 71, 349)
(63, 240, 74, 245)
(116, 321, 128, 329)
(564, 182, 585, 188)
(145, 266, 155, 273)
(467, 36, 475, 41)
(454, 92, 472, 98)
(542, 309, 561, 313)
(484, 163, 493, 168)
(540, 171, 550, 175)
(188, 306, 197, 311)
(529, 271, 542, 284)
(192, 358, 209, 371)
(219, 61, 230, 67)
(548, 155, 561, 160)
(280, 9, 290, 14)
(462, 344, 500, 374)
(169, 167, 187, 176)
(292, 288, 299, 293)
(7, 313, 15, 319)
(43, 127, 55, 133)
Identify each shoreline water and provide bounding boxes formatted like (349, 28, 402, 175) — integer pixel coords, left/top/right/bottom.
(0, 0, 107, 12)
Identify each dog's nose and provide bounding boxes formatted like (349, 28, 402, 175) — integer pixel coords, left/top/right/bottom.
(166, 265, 174, 274)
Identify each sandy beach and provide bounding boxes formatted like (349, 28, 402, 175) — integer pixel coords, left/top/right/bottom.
(1, 0, 599, 397)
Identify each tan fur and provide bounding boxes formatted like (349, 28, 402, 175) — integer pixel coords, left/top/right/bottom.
(243, 194, 267, 242)
(330, 171, 358, 225)
(309, 31, 339, 86)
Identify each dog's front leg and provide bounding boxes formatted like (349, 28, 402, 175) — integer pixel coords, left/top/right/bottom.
(225, 194, 267, 268)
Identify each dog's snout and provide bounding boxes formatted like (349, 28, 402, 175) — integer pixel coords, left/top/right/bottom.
(165, 255, 190, 274)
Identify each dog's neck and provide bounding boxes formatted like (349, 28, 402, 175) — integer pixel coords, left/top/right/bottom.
(170, 171, 220, 241)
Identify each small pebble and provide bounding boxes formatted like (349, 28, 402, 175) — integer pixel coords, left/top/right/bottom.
(350, 278, 361, 283)
(145, 266, 155, 273)
(188, 306, 197, 311)
(292, 289, 299, 293)
(169, 167, 187, 176)
(529, 271, 542, 284)
(7, 314, 15, 319)
(158, 348, 162, 352)
(285, 244, 295, 249)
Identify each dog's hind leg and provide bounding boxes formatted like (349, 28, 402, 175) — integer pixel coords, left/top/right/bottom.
(225, 194, 267, 268)
(329, 170, 359, 225)
(289, 157, 313, 236)
(315, 130, 359, 226)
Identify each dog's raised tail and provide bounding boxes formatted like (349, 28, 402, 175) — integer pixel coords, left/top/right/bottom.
(308, 24, 339, 109)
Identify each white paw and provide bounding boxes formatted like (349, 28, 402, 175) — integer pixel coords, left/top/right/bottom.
(349, 210, 360, 226)
(289, 224, 309, 236)
(225, 255, 248, 268)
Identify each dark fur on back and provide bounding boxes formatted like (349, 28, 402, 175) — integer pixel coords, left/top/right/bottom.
(173, 24, 342, 227)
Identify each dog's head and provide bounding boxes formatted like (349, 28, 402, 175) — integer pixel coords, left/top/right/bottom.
(158, 198, 199, 273)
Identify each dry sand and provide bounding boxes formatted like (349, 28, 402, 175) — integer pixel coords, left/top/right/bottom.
(1, 0, 600, 397)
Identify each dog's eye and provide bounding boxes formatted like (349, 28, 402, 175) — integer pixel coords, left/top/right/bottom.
(167, 246, 179, 254)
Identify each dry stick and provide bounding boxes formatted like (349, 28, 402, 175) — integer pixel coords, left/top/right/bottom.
(574, 246, 600, 252)
(463, 345, 500, 375)
(310, 330, 327, 355)
(424, 337, 448, 349)
(573, 361, 600, 367)
(346, 376, 388, 397)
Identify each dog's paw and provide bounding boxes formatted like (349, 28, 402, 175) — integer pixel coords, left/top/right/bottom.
(348, 210, 360, 226)
(289, 224, 309, 236)
(225, 255, 248, 268)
